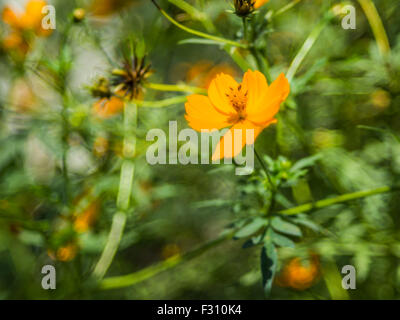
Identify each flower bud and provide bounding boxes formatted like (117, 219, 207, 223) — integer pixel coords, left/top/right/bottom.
(234, 0, 255, 17)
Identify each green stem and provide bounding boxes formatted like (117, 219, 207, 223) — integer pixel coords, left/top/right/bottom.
(151, 0, 247, 49)
(167, 0, 216, 33)
(100, 230, 235, 290)
(99, 185, 397, 290)
(242, 17, 248, 42)
(254, 148, 273, 188)
(279, 186, 395, 215)
(145, 82, 206, 94)
(357, 0, 390, 57)
(273, 0, 302, 18)
(92, 102, 137, 279)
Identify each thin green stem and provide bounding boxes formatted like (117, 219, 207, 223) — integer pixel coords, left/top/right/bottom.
(92, 102, 137, 279)
(254, 148, 273, 187)
(279, 186, 397, 215)
(135, 96, 188, 108)
(145, 82, 206, 94)
(167, 0, 216, 33)
(99, 185, 397, 290)
(357, 0, 390, 57)
(151, 0, 248, 49)
(273, 0, 302, 18)
(100, 230, 235, 290)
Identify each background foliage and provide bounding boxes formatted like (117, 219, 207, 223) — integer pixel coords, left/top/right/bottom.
(0, 0, 400, 299)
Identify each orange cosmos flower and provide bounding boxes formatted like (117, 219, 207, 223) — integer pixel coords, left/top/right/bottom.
(185, 70, 290, 160)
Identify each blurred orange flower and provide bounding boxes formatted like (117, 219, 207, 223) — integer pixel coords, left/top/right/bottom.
(186, 61, 238, 89)
(2, 0, 52, 55)
(90, 0, 134, 17)
(48, 243, 78, 262)
(93, 96, 125, 119)
(275, 254, 320, 290)
(185, 70, 289, 160)
(74, 200, 100, 233)
(254, 0, 269, 9)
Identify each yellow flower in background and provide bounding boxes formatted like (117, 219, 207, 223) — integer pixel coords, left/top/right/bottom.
(275, 254, 320, 290)
(93, 136, 109, 157)
(185, 70, 290, 160)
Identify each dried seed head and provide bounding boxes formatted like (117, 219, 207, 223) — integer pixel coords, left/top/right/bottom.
(111, 53, 153, 100)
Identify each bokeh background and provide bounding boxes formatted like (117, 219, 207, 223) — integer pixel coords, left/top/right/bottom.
(0, 0, 400, 299)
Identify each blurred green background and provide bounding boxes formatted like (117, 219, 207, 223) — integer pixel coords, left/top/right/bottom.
(0, 0, 400, 299)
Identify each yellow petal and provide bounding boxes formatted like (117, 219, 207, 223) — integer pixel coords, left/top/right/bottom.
(246, 73, 290, 125)
(211, 120, 266, 160)
(208, 73, 238, 115)
(242, 69, 269, 115)
(2, 7, 20, 28)
(21, 0, 46, 29)
(185, 94, 231, 131)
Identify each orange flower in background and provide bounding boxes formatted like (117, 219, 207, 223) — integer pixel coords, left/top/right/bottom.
(93, 96, 125, 119)
(74, 200, 100, 233)
(254, 0, 270, 9)
(90, 0, 134, 17)
(48, 243, 78, 262)
(2, 0, 51, 54)
(3, 0, 51, 34)
(275, 254, 320, 290)
(72, 191, 101, 233)
(186, 61, 238, 89)
(185, 70, 290, 160)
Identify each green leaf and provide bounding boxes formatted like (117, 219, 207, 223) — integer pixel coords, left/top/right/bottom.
(193, 199, 232, 209)
(261, 233, 277, 296)
(178, 38, 223, 46)
(290, 154, 321, 172)
(234, 217, 268, 239)
(271, 216, 302, 237)
(271, 230, 295, 248)
(291, 214, 322, 233)
(242, 234, 264, 249)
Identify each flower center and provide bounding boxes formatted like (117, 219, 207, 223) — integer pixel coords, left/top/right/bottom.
(225, 84, 248, 122)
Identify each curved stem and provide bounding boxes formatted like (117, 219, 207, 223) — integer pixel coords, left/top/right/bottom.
(92, 102, 137, 279)
(99, 185, 398, 290)
(100, 230, 235, 290)
(357, 0, 390, 57)
(151, 0, 248, 49)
